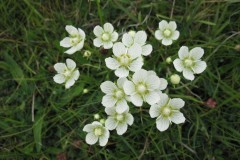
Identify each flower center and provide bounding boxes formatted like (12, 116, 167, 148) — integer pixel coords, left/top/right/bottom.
(102, 33, 110, 41)
(119, 54, 131, 66)
(163, 29, 171, 37)
(70, 36, 81, 46)
(115, 90, 124, 99)
(63, 69, 72, 77)
(162, 107, 171, 116)
(184, 59, 193, 67)
(137, 84, 147, 94)
(94, 128, 103, 136)
(116, 114, 124, 121)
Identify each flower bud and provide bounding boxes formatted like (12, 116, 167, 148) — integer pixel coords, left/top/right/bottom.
(83, 89, 89, 94)
(170, 74, 181, 85)
(128, 30, 136, 37)
(234, 44, 240, 51)
(94, 114, 100, 120)
(100, 119, 105, 124)
(166, 57, 172, 64)
(83, 50, 91, 58)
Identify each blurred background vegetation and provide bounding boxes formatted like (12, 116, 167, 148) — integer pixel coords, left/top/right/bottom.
(0, 0, 240, 159)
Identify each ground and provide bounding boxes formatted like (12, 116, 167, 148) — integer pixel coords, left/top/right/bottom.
(0, 0, 240, 159)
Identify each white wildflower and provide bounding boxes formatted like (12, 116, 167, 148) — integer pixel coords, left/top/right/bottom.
(100, 78, 129, 113)
(83, 121, 110, 146)
(53, 59, 80, 89)
(155, 20, 180, 46)
(122, 30, 153, 56)
(173, 46, 207, 80)
(149, 93, 186, 132)
(93, 23, 118, 49)
(105, 42, 143, 78)
(123, 69, 162, 107)
(60, 25, 85, 54)
(105, 107, 134, 135)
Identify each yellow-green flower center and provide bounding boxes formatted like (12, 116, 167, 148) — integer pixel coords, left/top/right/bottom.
(137, 84, 147, 94)
(70, 35, 81, 46)
(184, 59, 193, 67)
(63, 69, 72, 77)
(102, 33, 110, 41)
(163, 29, 171, 37)
(94, 128, 103, 136)
(116, 114, 124, 121)
(119, 54, 131, 66)
(115, 90, 124, 99)
(162, 107, 171, 116)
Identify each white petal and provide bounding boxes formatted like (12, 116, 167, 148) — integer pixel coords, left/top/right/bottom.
(104, 23, 114, 33)
(130, 94, 143, 107)
(105, 117, 117, 130)
(102, 95, 117, 108)
(192, 61, 207, 74)
(65, 25, 78, 35)
(83, 124, 94, 132)
(159, 20, 168, 30)
(117, 77, 127, 88)
(190, 47, 204, 60)
(113, 42, 127, 57)
(162, 38, 173, 46)
(115, 67, 129, 78)
(72, 70, 80, 80)
(75, 41, 84, 51)
(183, 69, 195, 81)
(78, 28, 86, 39)
(141, 44, 152, 56)
(128, 57, 143, 72)
(65, 77, 75, 89)
(178, 46, 189, 60)
(66, 58, 76, 70)
(132, 69, 148, 84)
(60, 37, 71, 47)
(134, 31, 147, 45)
(173, 59, 184, 72)
(170, 111, 186, 124)
(156, 116, 170, 132)
(171, 31, 180, 40)
(145, 91, 160, 105)
(100, 81, 117, 94)
(169, 21, 177, 30)
(116, 100, 128, 113)
(103, 41, 113, 49)
(92, 121, 102, 126)
(158, 93, 169, 107)
(85, 133, 98, 145)
(154, 30, 163, 40)
(159, 78, 168, 90)
(93, 38, 103, 47)
(54, 63, 67, 73)
(64, 46, 77, 55)
(145, 75, 160, 90)
(126, 113, 134, 125)
(122, 33, 134, 47)
(53, 74, 65, 84)
(123, 81, 136, 95)
(111, 32, 118, 42)
(105, 57, 120, 70)
(93, 25, 104, 37)
(149, 104, 161, 118)
(116, 123, 128, 135)
(147, 70, 157, 76)
(99, 130, 109, 146)
(104, 107, 116, 115)
(169, 98, 185, 109)
(128, 43, 142, 59)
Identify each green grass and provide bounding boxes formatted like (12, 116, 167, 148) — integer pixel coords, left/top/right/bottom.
(1, 0, 240, 159)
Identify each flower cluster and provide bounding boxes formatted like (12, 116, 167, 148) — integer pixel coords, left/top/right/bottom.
(52, 20, 207, 147)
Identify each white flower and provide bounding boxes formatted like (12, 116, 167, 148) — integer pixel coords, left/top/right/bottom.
(105, 107, 134, 135)
(100, 78, 129, 113)
(60, 25, 85, 54)
(149, 93, 186, 132)
(122, 30, 153, 56)
(155, 20, 180, 46)
(93, 23, 118, 49)
(123, 69, 162, 107)
(83, 121, 110, 146)
(105, 42, 143, 77)
(53, 59, 80, 89)
(173, 46, 207, 81)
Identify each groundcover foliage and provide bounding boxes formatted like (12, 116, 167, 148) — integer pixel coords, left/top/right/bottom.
(0, 0, 240, 159)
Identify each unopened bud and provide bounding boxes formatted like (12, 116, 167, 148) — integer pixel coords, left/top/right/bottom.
(170, 74, 181, 85)
(94, 114, 100, 120)
(166, 57, 172, 64)
(83, 50, 91, 58)
(128, 30, 136, 37)
(100, 119, 105, 124)
(83, 89, 89, 94)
